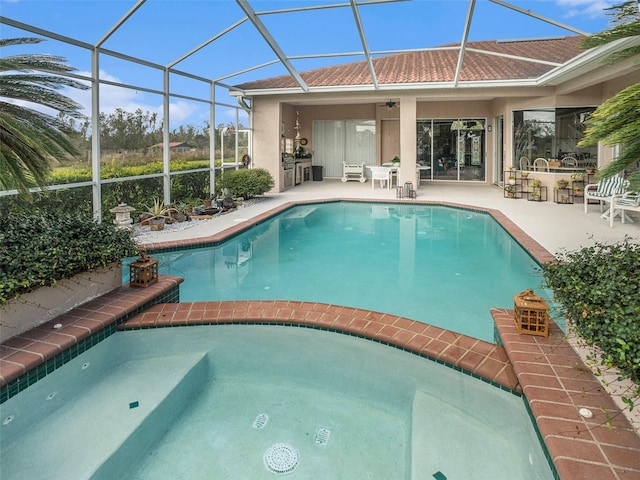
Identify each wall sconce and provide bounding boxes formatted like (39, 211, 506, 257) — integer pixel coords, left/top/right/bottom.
(487, 125, 493, 132)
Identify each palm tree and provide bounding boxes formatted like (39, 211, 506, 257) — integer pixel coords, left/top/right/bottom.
(0, 37, 89, 199)
(578, 1, 640, 191)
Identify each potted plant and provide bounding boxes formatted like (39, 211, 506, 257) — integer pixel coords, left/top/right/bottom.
(145, 198, 170, 231)
(572, 183, 584, 196)
(202, 184, 213, 207)
(508, 174, 516, 186)
(521, 171, 530, 178)
(557, 178, 569, 189)
(530, 179, 543, 201)
(504, 184, 516, 198)
(179, 200, 194, 215)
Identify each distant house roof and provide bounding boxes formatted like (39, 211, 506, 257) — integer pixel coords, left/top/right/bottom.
(234, 36, 586, 91)
(150, 142, 193, 150)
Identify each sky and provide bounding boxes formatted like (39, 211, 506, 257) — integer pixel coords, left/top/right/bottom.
(0, 0, 620, 130)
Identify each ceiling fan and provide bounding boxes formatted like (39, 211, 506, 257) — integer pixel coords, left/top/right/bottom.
(377, 99, 397, 108)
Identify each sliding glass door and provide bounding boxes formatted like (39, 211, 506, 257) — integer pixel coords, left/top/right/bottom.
(417, 118, 487, 182)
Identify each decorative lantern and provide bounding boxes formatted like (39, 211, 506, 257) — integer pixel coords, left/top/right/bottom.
(404, 181, 416, 199)
(513, 289, 549, 337)
(110, 203, 135, 228)
(129, 252, 159, 288)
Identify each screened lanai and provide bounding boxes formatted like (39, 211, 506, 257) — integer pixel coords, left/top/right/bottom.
(1, 0, 638, 220)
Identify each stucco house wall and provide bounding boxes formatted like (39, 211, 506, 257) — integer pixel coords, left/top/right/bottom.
(248, 55, 639, 192)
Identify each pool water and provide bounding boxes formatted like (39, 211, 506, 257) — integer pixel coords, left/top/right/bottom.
(143, 202, 547, 342)
(0, 326, 554, 479)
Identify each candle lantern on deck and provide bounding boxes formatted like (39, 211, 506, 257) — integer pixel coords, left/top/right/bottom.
(513, 289, 549, 337)
(129, 252, 159, 288)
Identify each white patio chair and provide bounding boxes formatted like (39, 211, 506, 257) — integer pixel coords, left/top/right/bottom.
(519, 156, 531, 171)
(533, 158, 549, 172)
(584, 174, 628, 217)
(561, 156, 578, 168)
(369, 166, 391, 190)
(609, 193, 639, 227)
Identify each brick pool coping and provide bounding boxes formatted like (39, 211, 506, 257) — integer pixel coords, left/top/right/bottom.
(0, 276, 183, 392)
(116, 300, 520, 391)
(1, 199, 638, 478)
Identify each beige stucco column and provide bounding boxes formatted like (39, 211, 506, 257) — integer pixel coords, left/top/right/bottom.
(252, 98, 282, 192)
(399, 95, 417, 186)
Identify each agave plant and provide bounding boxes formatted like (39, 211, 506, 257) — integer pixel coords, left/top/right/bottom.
(0, 37, 89, 199)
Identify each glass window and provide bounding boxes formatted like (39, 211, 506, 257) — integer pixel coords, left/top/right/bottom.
(513, 107, 596, 166)
(555, 108, 597, 163)
(513, 110, 554, 161)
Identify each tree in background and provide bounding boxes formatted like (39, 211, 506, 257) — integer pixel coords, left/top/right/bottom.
(99, 108, 162, 152)
(0, 37, 89, 199)
(579, 1, 640, 191)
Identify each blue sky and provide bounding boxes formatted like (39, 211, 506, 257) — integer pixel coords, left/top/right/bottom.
(1, 0, 619, 129)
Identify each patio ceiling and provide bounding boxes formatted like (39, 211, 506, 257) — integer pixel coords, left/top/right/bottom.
(1, 0, 629, 103)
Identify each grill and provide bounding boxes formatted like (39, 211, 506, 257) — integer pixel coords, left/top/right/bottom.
(283, 154, 295, 170)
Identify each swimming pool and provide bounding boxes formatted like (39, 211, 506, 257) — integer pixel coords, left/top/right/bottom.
(142, 202, 548, 342)
(0, 326, 553, 479)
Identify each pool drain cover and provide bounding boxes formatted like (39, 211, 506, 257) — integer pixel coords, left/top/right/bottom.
(264, 443, 299, 475)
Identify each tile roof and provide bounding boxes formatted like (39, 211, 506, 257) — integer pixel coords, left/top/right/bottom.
(234, 36, 585, 91)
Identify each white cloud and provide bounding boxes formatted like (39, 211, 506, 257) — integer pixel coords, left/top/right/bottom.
(64, 70, 205, 127)
(555, 0, 615, 19)
(169, 100, 198, 123)
(66, 70, 162, 118)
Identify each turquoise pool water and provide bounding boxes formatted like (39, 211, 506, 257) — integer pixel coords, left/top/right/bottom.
(0, 326, 553, 479)
(140, 202, 547, 342)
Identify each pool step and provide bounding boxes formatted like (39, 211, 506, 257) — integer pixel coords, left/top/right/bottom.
(0, 353, 208, 480)
(411, 391, 434, 480)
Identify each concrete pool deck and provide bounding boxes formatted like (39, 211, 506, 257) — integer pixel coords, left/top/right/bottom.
(133, 179, 640, 255)
(1, 180, 639, 479)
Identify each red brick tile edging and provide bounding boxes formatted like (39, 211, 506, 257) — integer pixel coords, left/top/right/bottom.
(4, 199, 638, 479)
(0, 276, 182, 387)
(493, 308, 640, 479)
(118, 300, 520, 392)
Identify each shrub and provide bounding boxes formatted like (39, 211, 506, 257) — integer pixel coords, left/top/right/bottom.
(217, 168, 274, 199)
(0, 211, 139, 304)
(541, 238, 640, 385)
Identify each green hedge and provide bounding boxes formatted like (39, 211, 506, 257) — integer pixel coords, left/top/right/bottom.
(0, 166, 274, 305)
(0, 163, 275, 220)
(0, 212, 139, 304)
(216, 168, 274, 199)
(0, 168, 211, 222)
(542, 238, 640, 386)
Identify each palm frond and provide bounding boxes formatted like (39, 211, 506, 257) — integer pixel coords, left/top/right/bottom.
(0, 37, 87, 199)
